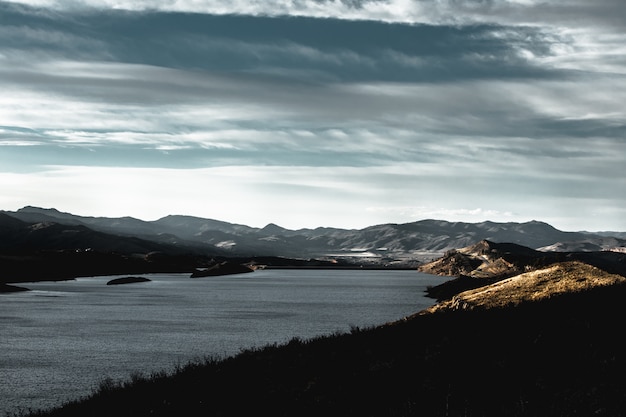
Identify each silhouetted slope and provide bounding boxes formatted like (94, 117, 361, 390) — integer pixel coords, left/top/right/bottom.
(0, 213, 194, 255)
(5, 207, 223, 253)
(0, 215, 218, 283)
(0, 212, 26, 233)
(8, 206, 159, 236)
(25, 272, 626, 417)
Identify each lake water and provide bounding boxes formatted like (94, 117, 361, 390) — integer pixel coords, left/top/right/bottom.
(0, 269, 449, 415)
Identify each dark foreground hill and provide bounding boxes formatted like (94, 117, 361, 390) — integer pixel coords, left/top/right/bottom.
(23, 262, 626, 417)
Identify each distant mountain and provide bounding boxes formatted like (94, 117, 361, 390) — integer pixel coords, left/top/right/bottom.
(3, 207, 626, 262)
(588, 230, 626, 239)
(0, 212, 205, 255)
(9, 206, 173, 238)
(0, 213, 231, 284)
(154, 214, 258, 237)
(538, 235, 626, 252)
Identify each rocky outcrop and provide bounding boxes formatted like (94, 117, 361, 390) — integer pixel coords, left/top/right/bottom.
(417, 249, 483, 277)
(423, 261, 626, 314)
(421, 239, 626, 301)
(419, 240, 538, 279)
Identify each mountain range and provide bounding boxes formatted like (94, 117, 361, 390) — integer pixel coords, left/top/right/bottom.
(2, 206, 625, 263)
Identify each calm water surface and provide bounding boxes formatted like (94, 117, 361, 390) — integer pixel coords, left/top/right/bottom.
(0, 269, 449, 415)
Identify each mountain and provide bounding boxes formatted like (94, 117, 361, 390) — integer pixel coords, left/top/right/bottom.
(153, 215, 258, 237)
(8, 206, 159, 236)
(0, 213, 196, 255)
(3, 207, 626, 262)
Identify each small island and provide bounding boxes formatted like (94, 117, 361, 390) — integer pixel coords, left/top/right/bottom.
(190, 261, 254, 278)
(106, 277, 152, 286)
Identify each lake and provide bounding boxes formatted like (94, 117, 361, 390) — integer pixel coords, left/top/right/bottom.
(0, 269, 449, 415)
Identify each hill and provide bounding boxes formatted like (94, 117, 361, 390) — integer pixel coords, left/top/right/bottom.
(424, 261, 625, 313)
(419, 239, 626, 301)
(22, 257, 626, 417)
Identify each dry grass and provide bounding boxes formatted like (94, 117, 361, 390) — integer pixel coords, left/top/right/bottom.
(424, 261, 626, 313)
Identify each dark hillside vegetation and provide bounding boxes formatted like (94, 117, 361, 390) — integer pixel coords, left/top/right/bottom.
(23, 280, 626, 417)
(0, 250, 208, 283)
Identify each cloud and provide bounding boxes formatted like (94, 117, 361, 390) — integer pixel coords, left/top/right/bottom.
(1, 1, 625, 231)
(0, 164, 405, 227)
(2, 59, 624, 183)
(4, 0, 624, 29)
(366, 206, 516, 222)
(2, 160, 623, 231)
(7, 0, 624, 82)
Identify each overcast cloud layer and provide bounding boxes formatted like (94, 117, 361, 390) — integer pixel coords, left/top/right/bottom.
(1, 0, 625, 230)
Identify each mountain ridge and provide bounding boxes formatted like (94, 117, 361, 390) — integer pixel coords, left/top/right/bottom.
(3, 207, 626, 263)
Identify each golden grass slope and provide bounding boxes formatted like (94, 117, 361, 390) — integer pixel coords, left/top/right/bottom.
(423, 261, 626, 313)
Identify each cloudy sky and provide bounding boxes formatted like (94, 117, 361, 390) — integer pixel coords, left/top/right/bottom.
(1, 0, 624, 231)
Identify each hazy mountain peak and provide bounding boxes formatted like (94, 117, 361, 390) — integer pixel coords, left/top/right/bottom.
(18, 206, 62, 215)
(260, 223, 286, 234)
(3, 206, 625, 261)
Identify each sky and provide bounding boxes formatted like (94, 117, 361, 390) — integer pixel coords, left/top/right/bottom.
(0, 0, 625, 231)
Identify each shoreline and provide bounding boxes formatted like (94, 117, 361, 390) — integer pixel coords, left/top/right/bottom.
(1, 255, 421, 286)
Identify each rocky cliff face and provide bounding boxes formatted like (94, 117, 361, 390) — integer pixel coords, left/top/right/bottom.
(418, 240, 540, 279)
(420, 239, 626, 301)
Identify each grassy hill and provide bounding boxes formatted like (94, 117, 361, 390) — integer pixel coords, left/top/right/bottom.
(21, 259, 626, 417)
(419, 239, 626, 301)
